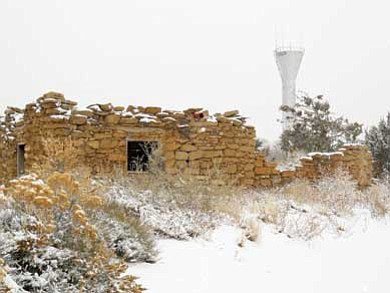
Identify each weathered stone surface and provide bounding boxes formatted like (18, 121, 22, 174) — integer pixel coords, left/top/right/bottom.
(99, 103, 113, 112)
(87, 141, 100, 149)
(72, 110, 94, 117)
(120, 117, 137, 124)
(227, 164, 237, 174)
(189, 151, 204, 160)
(45, 108, 67, 115)
(144, 107, 162, 115)
(114, 106, 125, 112)
(70, 115, 87, 125)
(180, 144, 197, 152)
(223, 110, 239, 117)
(216, 116, 231, 123)
(175, 151, 189, 161)
(105, 114, 121, 124)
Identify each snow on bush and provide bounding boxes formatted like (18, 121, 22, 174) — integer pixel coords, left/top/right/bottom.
(103, 178, 225, 240)
(0, 173, 145, 293)
(249, 169, 390, 241)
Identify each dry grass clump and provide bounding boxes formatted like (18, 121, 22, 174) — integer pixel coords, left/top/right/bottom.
(99, 154, 247, 240)
(280, 169, 390, 218)
(363, 180, 390, 217)
(247, 169, 390, 240)
(280, 169, 362, 215)
(125, 157, 244, 214)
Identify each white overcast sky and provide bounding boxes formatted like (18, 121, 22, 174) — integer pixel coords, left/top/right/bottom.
(0, 0, 389, 140)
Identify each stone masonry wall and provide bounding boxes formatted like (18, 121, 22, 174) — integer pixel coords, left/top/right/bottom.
(0, 92, 373, 188)
(253, 145, 373, 187)
(0, 92, 256, 185)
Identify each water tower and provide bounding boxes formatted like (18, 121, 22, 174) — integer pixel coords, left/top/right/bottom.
(274, 44, 304, 130)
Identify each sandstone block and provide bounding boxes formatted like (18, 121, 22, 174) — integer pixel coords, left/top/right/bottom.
(224, 149, 237, 157)
(241, 146, 254, 153)
(45, 108, 67, 115)
(228, 144, 239, 150)
(255, 167, 271, 175)
(189, 151, 204, 160)
(203, 150, 223, 158)
(176, 161, 188, 170)
(109, 154, 126, 161)
(175, 151, 189, 161)
(244, 164, 254, 171)
(42, 91, 65, 100)
(144, 107, 162, 115)
(216, 116, 231, 123)
(41, 101, 61, 109)
(164, 159, 175, 168)
(242, 178, 254, 186)
(164, 151, 175, 161)
(164, 142, 181, 151)
(105, 114, 121, 124)
(114, 106, 125, 112)
(87, 141, 100, 149)
(227, 164, 237, 174)
(71, 130, 90, 138)
(126, 105, 136, 113)
(100, 139, 119, 149)
(120, 117, 137, 124)
(264, 161, 278, 168)
(72, 110, 94, 117)
(70, 115, 87, 125)
(281, 171, 295, 178)
(255, 160, 264, 167)
(223, 110, 239, 117)
(180, 144, 197, 152)
(260, 179, 272, 187)
(99, 103, 113, 112)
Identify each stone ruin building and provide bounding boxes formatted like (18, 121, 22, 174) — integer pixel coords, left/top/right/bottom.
(0, 92, 373, 187)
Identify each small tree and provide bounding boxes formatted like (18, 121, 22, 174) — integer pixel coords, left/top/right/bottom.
(280, 94, 362, 153)
(365, 113, 390, 177)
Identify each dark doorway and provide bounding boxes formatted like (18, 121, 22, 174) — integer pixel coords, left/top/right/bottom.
(17, 144, 25, 176)
(127, 141, 158, 172)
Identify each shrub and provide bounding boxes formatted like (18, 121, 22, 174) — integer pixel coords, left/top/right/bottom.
(280, 94, 362, 153)
(0, 173, 145, 292)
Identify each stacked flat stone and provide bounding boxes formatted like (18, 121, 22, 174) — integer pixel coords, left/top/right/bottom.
(0, 92, 374, 188)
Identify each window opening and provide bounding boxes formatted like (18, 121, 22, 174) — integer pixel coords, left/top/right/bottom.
(17, 144, 26, 177)
(127, 141, 158, 172)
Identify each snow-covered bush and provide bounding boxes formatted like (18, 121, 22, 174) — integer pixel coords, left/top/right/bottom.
(0, 173, 145, 292)
(250, 170, 390, 240)
(91, 202, 157, 263)
(103, 177, 225, 240)
(363, 180, 390, 217)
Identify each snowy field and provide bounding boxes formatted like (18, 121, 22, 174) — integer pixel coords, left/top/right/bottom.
(129, 213, 390, 293)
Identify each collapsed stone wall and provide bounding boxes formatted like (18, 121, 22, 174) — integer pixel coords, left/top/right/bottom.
(253, 145, 373, 187)
(295, 145, 373, 187)
(0, 92, 373, 188)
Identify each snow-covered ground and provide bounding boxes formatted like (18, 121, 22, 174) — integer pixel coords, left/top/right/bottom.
(128, 213, 390, 293)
